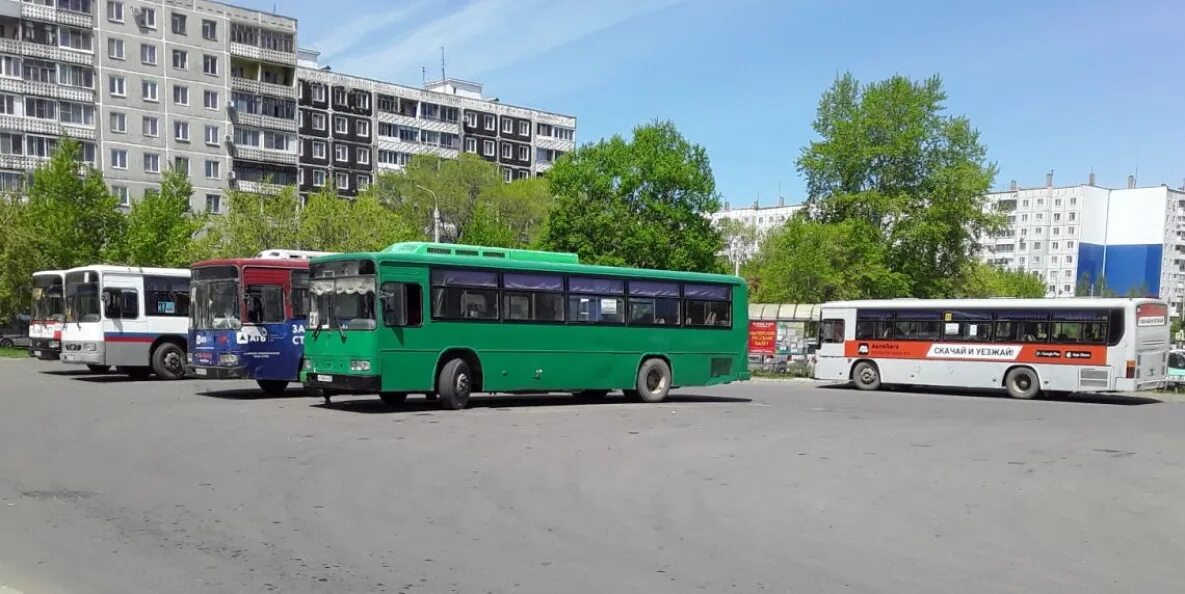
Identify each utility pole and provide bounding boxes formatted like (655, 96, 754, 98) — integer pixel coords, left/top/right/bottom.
(415, 184, 439, 242)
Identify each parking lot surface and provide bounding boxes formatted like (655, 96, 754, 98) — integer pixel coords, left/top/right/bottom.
(1, 358, 1184, 593)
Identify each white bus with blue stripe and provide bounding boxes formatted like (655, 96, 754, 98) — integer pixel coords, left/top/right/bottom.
(60, 265, 191, 379)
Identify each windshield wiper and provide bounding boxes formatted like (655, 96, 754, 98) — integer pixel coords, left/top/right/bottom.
(334, 317, 347, 342)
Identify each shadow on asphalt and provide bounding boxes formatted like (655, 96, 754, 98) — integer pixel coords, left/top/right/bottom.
(818, 383, 1162, 406)
(39, 369, 100, 377)
(197, 388, 316, 400)
(72, 374, 163, 383)
(315, 393, 753, 414)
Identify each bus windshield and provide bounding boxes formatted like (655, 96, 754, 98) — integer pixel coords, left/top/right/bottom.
(310, 276, 376, 330)
(191, 280, 242, 330)
(65, 272, 100, 323)
(32, 276, 64, 323)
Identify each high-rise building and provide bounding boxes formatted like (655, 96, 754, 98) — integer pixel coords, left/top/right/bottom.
(979, 174, 1185, 311)
(0, 0, 573, 213)
(295, 49, 576, 198)
(708, 198, 803, 257)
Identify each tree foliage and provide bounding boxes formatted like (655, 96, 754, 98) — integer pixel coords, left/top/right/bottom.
(107, 166, 205, 267)
(716, 217, 759, 275)
(958, 263, 1046, 298)
(203, 186, 302, 258)
(369, 154, 500, 242)
(299, 186, 421, 252)
(541, 121, 722, 271)
(751, 73, 999, 301)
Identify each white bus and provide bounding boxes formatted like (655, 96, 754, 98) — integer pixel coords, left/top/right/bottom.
(28, 270, 65, 360)
(60, 266, 191, 379)
(254, 249, 331, 260)
(814, 298, 1170, 399)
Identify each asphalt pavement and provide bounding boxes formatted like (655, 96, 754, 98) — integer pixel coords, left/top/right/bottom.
(1, 358, 1184, 594)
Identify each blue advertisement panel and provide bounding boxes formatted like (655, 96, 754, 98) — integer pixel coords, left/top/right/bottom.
(189, 318, 306, 381)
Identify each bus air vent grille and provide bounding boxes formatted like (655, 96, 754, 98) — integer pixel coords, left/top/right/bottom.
(1079, 368, 1109, 388)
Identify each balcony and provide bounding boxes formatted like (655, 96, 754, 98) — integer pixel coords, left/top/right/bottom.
(535, 135, 575, 152)
(229, 110, 297, 133)
(21, 3, 94, 28)
(231, 145, 297, 166)
(0, 115, 95, 140)
(229, 42, 296, 66)
(230, 76, 295, 99)
(375, 137, 458, 159)
(0, 38, 93, 66)
(376, 111, 420, 128)
(232, 179, 284, 195)
(0, 76, 93, 102)
(0, 153, 39, 170)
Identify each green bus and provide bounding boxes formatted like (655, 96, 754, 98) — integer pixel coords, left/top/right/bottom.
(300, 242, 749, 409)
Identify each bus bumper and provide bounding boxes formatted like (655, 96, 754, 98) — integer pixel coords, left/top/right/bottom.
(186, 365, 248, 379)
(302, 372, 381, 393)
(60, 344, 104, 365)
(27, 341, 60, 360)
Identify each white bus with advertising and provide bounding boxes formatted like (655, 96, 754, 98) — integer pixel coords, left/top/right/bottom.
(28, 270, 65, 360)
(60, 266, 191, 379)
(814, 298, 1170, 399)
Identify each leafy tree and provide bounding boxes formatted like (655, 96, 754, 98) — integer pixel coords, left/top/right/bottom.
(462, 200, 519, 248)
(299, 187, 421, 252)
(107, 166, 205, 267)
(716, 217, 759, 276)
(541, 121, 722, 271)
(475, 177, 553, 246)
(959, 263, 1046, 298)
(370, 154, 501, 242)
(793, 73, 998, 298)
(0, 191, 36, 322)
(205, 186, 301, 257)
(1075, 272, 1116, 297)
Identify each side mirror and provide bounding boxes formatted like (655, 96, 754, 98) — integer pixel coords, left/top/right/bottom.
(381, 283, 407, 327)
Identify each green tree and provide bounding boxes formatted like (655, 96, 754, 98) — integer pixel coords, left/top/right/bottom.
(959, 263, 1046, 298)
(716, 217, 759, 276)
(541, 121, 722, 271)
(461, 200, 519, 248)
(299, 187, 421, 252)
(205, 186, 301, 257)
(297, 186, 351, 251)
(370, 153, 501, 242)
(476, 176, 553, 246)
(107, 166, 205, 267)
(0, 191, 36, 322)
(792, 73, 998, 298)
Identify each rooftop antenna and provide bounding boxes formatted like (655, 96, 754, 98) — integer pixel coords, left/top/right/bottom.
(421, 66, 426, 87)
(440, 46, 446, 82)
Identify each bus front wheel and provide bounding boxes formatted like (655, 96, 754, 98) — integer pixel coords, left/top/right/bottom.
(1005, 367, 1041, 400)
(437, 359, 472, 410)
(151, 342, 186, 380)
(851, 361, 881, 391)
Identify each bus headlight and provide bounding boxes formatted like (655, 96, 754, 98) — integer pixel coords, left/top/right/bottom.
(350, 360, 371, 372)
(186, 352, 193, 364)
(83, 342, 98, 352)
(219, 353, 239, 366)
(48, 340, 59, 348)
(303, 359, 313, 370)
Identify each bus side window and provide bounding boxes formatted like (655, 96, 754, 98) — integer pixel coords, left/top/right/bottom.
(245, 285, 284, 324)
(820, 319, 845, 343)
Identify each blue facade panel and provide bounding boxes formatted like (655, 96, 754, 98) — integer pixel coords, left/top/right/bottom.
(1075, 242, 1161, 296)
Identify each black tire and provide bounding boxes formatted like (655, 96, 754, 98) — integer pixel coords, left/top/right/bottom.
(151, 342, 186, 380)
(634, 358, 672, 403)
(0, 338, 13, 348)
(122, 366, 151, 379)
(86, 364, 110, 373)
(573, 390, 610, 401)
(379, 392, 408, 405)
(437, 358, 472, 410)
(1005, 367, 1040, 400)
(256, 380, 288, 395)
(851, 361, 881, 391)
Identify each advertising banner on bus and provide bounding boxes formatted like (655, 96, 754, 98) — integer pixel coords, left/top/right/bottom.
(748, 321, 777, 355)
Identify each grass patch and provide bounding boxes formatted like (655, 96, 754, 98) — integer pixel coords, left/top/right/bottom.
(0, 347, 27, 359)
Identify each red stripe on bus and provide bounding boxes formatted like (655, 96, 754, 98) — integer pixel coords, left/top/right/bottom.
(844, 340, 1108, 365)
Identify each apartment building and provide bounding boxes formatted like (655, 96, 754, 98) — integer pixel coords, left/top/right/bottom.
(708, 198, 802, 257)
(295, 48, 576, 197)
(0, 0, 100, 189)
(979, 173, 1185, 311)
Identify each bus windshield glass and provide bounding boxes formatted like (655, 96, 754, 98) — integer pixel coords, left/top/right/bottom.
(190, 266, 241, 330)
(65, 271, 100, 323)
(310, 276, 376, 330)
(32, 276, 64, 323)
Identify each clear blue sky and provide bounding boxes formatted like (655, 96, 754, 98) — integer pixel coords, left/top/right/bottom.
(245, 0, 1185, 207)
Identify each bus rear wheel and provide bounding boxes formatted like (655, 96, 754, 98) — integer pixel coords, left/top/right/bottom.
(256, 380, 288, 396)
(851, 361, 881, 391)
(632, 358, 672, 403)
(379, 392, 407, 405)
(437, 358, 472, 410)
(1005, 367, 1041, 400)
(86, 364, 110, 373)
(151, 342, 186, 381)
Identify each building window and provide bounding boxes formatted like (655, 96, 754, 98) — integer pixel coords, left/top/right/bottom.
(204, 160, 220, 179)
(518, 121, 530, 136)
(333, 87, 346, 105)
(334, 144, 348, 162)
(205, 193, 220, 213)
(334, 116, 347, 134)
(357, 147, 369, 165)
(312, 169, 326, 187)
(555, 127, 574, 141)
(173, 85, 189, 105)
(1069, 212, 1076, 221)
(109, 75, 125, 97)
(204, 124, 219, 145)
(356, 120, 369, 137)
(1067, 241, 1075, 249)
(483, 114, 495, 130)
(172, 50, 188, 70)
(138, 6, 156, 28)
(173, 120, 189, 142)
(1066, 255, 1073, 264)
(140, 43, 157, 65)
(203, 55, 217, 76)
(202, 19, 216, 40)
(500, 143, 511, 159)
(173, 156, 189, 174)
(107, 1, 124, 22)
(483, 139, 494, 156)
(108, 38, 124, 60)
(142, 80, 158, 102)
(144, 153, 160, 173)
(501, 118, 513, 134)
(110, 148, 127, 169)
(142, 116, 158, 137)
(1034, 241, 1041, 249)
(1053, 213, 1061, 221)
(113, 185, 129, 206)
(171, 12, 187, 35)
(312, 141, 326, 159)
(357, 175, 370, 191)
(517, 145, 529, 161)
(464, 112, 477, 127)
(1070, 197, 1077, 206)
(203, 90, 218, 109)
(503, 168, 512, 183)
(336, 172, 349, 190)
(109, 111, 126, 133)
(1068, 227, 1076, 235)
(311, 84, 326, 103)
(311, 112, 326, 131)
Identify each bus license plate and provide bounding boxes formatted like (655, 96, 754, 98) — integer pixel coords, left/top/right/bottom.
(317, 374, 333, 383)
(32, 350, 41, 357)
(194, 368, 207, 376)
